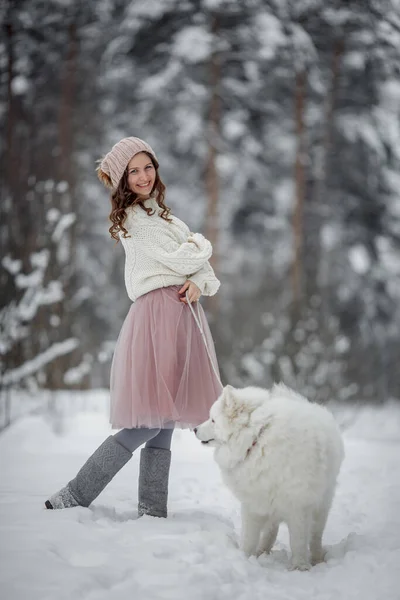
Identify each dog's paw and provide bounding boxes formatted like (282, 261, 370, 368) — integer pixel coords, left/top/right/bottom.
(256, 547, 273, 558)
(311, 551, 326, 566)
(241, 545, 258, 559)
(289, 560, 311, 571)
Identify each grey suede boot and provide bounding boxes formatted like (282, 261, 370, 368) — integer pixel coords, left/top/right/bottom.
(45, 436, 132, 509)
(138, 447, 171, 518)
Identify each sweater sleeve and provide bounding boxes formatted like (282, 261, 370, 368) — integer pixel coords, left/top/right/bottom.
(188, 261, 221, 296)
(126, 220, 213, 276)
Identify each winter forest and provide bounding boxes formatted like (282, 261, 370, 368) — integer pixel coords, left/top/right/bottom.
(2, 0, 400, 422)
(1, 1, 400, 598)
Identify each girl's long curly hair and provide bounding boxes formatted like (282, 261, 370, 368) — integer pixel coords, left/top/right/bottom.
(108, 152, 172, 242)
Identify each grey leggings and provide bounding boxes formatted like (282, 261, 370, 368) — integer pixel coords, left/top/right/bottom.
(113, 427, 174, 454)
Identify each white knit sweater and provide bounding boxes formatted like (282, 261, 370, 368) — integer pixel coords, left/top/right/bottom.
(118, 197, 220, 302)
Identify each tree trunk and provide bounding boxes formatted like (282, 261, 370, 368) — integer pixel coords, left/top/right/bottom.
(46, 19, 79, 389)
(4, 5, 18, 251)
(2, 4, 20, 384)
(292, 69, 307, 307)
(317, 38, 344, 313)
(58, 22, 78, 184)
(204, 13, 221, 318)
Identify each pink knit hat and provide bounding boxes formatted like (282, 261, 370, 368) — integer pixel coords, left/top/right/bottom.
(96, 137, 157, 189)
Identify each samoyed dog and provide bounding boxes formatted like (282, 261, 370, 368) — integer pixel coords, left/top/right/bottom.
(195, 383, 344, 571)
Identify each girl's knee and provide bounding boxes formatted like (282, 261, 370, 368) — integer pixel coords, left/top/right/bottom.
(145, 427, 174, 450)
(114, 427, 162, 453)
(150, 428, 162, 438)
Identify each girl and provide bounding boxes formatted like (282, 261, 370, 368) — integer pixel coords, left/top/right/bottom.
(45, 136, 222, 517)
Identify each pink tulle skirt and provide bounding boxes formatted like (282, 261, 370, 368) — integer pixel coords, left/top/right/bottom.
(109, 285, 223, 430)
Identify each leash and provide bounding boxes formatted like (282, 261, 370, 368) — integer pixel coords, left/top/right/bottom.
(246, 423, 270, 458)
(185, 291, 269, 454)
(185, 291, 222, 385)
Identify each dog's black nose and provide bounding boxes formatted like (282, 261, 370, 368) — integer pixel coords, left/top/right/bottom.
(193, 428, 197, 434)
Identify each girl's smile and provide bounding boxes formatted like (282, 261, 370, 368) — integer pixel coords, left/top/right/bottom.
(127, 152, 156, 198)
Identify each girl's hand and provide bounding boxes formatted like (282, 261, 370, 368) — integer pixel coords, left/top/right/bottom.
(178, 281, 201, 303)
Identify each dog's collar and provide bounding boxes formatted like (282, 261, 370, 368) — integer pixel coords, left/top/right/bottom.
(246, 423, 270, 458)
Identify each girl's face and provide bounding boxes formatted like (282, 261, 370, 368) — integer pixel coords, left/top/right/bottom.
(127, 152, 156, 198)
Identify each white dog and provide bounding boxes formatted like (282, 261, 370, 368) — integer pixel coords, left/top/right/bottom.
(195, 383, 344, 570)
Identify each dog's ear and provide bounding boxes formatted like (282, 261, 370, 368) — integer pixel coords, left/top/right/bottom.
(223, 385, 239, 416)
(224, 384, 235, 394)
(223, 385, 235, 402)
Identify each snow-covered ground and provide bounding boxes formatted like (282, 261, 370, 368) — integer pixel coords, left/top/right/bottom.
(1, 392, 399, 600)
